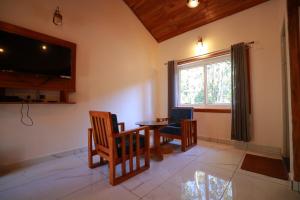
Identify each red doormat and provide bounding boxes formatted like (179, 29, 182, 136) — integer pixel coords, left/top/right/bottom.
(241, 154, 289, 180)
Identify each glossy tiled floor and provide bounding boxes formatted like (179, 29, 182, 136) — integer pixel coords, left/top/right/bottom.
(1, 140, 299, 200)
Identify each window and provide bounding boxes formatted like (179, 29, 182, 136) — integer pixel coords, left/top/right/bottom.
(177, 55, 231, 107)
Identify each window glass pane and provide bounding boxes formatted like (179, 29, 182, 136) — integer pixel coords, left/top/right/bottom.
(179, 66, 204, 105)
(206, 59, 231, 104)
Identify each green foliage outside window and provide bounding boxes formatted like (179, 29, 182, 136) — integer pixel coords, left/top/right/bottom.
(179, 57, 231, 106)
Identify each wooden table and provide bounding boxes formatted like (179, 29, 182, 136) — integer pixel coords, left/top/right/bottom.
(136, 121, 169, 161)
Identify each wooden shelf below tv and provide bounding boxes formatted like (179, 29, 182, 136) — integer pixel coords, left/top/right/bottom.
(0, 101, 76, 104)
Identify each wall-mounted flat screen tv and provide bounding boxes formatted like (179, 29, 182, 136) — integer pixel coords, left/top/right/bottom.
(0, 30, 71, 78)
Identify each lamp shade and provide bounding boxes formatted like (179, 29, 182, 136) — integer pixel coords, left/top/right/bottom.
(187, 0, 200, 8)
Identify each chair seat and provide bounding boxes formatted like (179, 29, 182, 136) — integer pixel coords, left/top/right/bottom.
(168, 122, 181, 127)
(159, 126, 182, 135)
(115, 135, 145, 157)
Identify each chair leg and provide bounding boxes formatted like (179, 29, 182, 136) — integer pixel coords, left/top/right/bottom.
(161, 137, 171, 144)
(181, 138, 186, 152)
(88, 128, 108, 168)
(109, 160, 116, 186)
(194, 122, 197, 145)
(181, 136, 187, 152)
(181, 145, 186, 152)
(88, 128, 94, 168)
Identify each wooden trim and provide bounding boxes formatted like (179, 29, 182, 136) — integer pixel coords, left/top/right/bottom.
(60, 91, 69, 103)
(174, 41, 254, 66)
(194, 108, 231, 113)
(123, 0, 268, 42)
(0, 102, 75, 104)
(177, 49, 230, 65)
(0, 88, 5, 96)
(287, 0, 300, 181)
(0, 21, 76, 93)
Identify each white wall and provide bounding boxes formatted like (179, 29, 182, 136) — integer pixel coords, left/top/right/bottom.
(0, 0, 288, 165)
(0, 0, 158, 165)
(157, 0, 285, 150)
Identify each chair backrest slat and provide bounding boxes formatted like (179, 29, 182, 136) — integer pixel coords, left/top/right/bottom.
(99, 118, 108, 147)
(94, 117, 102, 145)
(89, 111, 113, 150)
(92, 117, 100, 145)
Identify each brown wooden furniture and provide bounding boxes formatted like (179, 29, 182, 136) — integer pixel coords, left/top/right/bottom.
(0, 21, 76, 103)
(159, 108, 197, 152)
(136, 120, 169, 161)
(88, 111, 150, 185)
(156, 117, 173, 144)
(287, 0, 300, 181)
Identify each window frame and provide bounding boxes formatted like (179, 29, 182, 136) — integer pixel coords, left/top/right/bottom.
(176, 54, 231, 109)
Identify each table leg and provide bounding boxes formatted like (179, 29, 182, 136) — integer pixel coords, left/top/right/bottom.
(152, 128, 163, 161)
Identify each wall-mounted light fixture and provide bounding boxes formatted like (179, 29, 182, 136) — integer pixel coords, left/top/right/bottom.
(41, 45, 47, 51)
(53, 7, 63, 26)
(197, 37, 203, 48)
(0, 48, 4, 53)
(187, 0, 200, 8)
(195, 37, 207, 55)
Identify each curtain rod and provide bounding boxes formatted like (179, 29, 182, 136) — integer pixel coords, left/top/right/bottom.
(164, 41, 255, 65)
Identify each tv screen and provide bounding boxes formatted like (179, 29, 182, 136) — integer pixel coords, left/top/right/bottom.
(0, 30, 72, 77)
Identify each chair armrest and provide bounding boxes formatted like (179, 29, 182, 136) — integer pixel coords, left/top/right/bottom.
(118, 122, 125, 132)
(115, 126, 149, 137)
(114, 126, 150, 161)
(180, 119, 197, 128)
(181, 119, 197, 135)
(156, 117, 169, 122)
(181, 119, 197, 123)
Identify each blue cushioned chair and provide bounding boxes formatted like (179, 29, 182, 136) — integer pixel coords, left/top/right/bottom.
(159, 108, 197, 151)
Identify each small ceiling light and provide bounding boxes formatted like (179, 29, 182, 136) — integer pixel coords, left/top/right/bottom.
(41, 45, 47, 50)
(0, 48, 4, 53)
(187, 0, 200, 8)
(53, 6, 63, 26)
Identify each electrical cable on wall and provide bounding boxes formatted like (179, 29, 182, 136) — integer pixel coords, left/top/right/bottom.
(20, 102, 34, 126)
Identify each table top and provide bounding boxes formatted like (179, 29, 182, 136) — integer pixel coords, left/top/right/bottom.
(135, 120, 168, 127)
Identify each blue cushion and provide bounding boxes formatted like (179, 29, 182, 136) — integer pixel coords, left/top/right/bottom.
(159, 126, 182, 135)
(168, 122, 181, 127)
(115, 135, 145, 157)
(111, 114, 119, 133)
(169, 108, 193, 124)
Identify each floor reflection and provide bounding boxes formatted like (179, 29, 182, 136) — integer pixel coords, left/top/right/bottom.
(182, 171, 232, 200)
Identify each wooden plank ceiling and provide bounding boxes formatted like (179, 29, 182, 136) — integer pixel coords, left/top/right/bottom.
(123, 0, 269, 42)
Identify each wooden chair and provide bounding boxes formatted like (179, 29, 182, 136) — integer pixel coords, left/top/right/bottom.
(159, 108, 197, 152)
(156, 117, 173, 144)
(88, 111, 150, 185)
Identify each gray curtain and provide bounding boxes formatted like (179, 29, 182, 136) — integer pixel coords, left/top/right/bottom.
(168, 60, 176, 119)
(231, 43, 250, 142)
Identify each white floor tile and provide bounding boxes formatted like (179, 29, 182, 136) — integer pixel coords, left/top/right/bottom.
(62, 180, 139, 200)
(221, 173, 300, 200)
(144, 160, 234, 200)
(0, 155, 85, 192)
(1, 140, 298, 200)
(0, 164, 105, 200)
(126, 153, 196, 197)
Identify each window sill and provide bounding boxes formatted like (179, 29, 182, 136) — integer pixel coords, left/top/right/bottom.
(193, 108, 231, 113)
